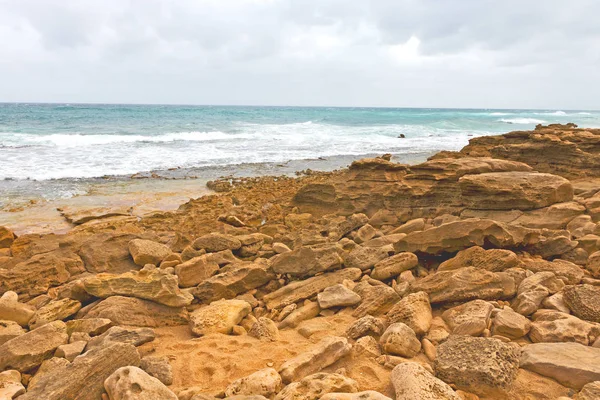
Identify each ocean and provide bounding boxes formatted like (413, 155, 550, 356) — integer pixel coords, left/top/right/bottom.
(1, 103, 599, 206)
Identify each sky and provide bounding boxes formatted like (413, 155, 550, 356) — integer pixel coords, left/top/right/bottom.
(0, 0, 599, 109)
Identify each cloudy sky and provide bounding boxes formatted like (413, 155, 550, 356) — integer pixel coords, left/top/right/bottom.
(1, 0, 599, 109)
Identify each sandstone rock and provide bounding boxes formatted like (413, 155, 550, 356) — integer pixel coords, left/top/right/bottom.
(386, 291, 432, 336)
(224, 368, 282, 398)
(371, 252, 418, 281)
(128, 239, 172, 266)
(66, 318, 113, 336)
(270, 244, 341, 277)
(140, 355, 173, 386)
(78, 233, 139, 274)
(192, 233, 242, 252)
(263, 268, 362, 310)
(236, 234, 265, 257)
(491, 307, 531, 339)
(352, 282, 400, 317)
(394, 219, 539, 255)
(438, 246, 520, 272)
(578, 381, 600, 400)
(55, 340, 86, 361)
(355, 224, 377, 244)
(278, 336, 351, 384)
(175, 254, 220, 288)
(521, 256, 584, 285)
(379, 323, 421, 358)
(442, 300, 493, 336)
(190, 299, 251, 336)
(0, 226, 15, 248)
(317, 284, 361, 309)
(193, 260, 275, 303)
(274, 372, 358, 400)
(104, 366, 177, 400)
(541, 292, 571, 313)
(520, 342, 600, 389)
(346, 315, 385, 339)
(29, 298, 82, 330)
(273, 243, 291, 254)
(434, 335, 520, 396)
(320, 391, 391, 400)
(512, 272, 564, 316)
(0, 291, 35, 326)
(83, 265, 193, 307)
(410, 267, 515, 304)
(278, 301, 320, 330)
(327, 213, 369, 241)
(0, 320, 25, 345)
(352, 335, 382, 358)
(86, 326, 156, 350)
(0, 369, 25, 399)
(459, 171, 573, 210)
(82, 296, 189, 327)
(391, 362, 461, 400)
(248, 317, 280, 341)
(343, 246, 391, 271)
(0, 320, 68, 372)
(563, 284, 600, 322)
(529, 310, 599, 345)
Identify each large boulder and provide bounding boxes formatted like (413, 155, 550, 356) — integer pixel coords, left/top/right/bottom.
(371, 252, 419, 281)
(81, 296, 189, 327)
(528, 310, 600, 345)
(104, 366, 177, 400)
(520, 342, 600, 389)
(343, 246, 391, 271)
(458, 171, 573, 210)
(563, 284, 600, 323)
(438, 246, 520, 272)
(189, 299, 251, 336)
(224, 368, 282, 398)
(278, 336, 351, 384)
(0, 291, 35, 326)
(20, 343, 141, 400)
(391, 362, 461, 400)
(379, 323, 421, 358)
(441, 299, 494, 336)
(0, 320, 26, 345)
(28, 298, 82, 330)
(491, 307, 531, 339)
(78, 233, 139, 274)
(270, 244, 342, 277)
(174, 254, 219, 288)
(128, 239, 172, 266)
(0, 369, 25, 399)
(386, 291, 432, 336)
(83, 265, 193, 307)
(394, 219, 539, 255)
(352, 282, 399, 317)
(317, 284, 361, 309)
(410, 267, 516, 304)
(434, 335, 520, 396)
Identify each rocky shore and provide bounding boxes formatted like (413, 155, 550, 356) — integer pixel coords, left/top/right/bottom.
(2, 123, 600, 399)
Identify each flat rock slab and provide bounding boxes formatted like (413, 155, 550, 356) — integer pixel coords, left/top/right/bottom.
(189, 299, 251, 336)
(520, 342, 600, 389)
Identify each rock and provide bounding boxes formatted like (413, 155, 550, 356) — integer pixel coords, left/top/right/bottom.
(352, 283, 399, 318)
(263, 268, 362, 310)
(128, 239, 172, 266)
(563, 284, 600, 322)
(193, 260, 275, 303)
(140, 356, 173, 386)
(434, 336, 520, 396)
(322, 392, 391, 400)
(521, 256, 584, 285)
(343, 246, 391, 271)
(189, 299, 251, 336)
(83, 265, 193, 307)
(274, 372, 358, 400)
(394, 219, 539, 255)
(520, 342, 600, 389)
(224, 368, 282, 398)
(192, 233, 242, 252)
(236, 234, 265, 257)
(512, 272, 564, 316)
(391, 362, 461, 400)
(371, 252, 419, 281)
(438, 246, 520, 272)
(248, 317, 280, 341)
(459, 171, 573, 210)
(491, 307, 531, 339)
(86, 326, 155, 350)
(0, 320, 68, 372)
(317, 284, 361, 309)
(0, 226, 15, 248)
(442, 300, 493, 336)
(346, 315, 385, 340)
(78, 233, 140, 274)
(328, 213, 369, 241)
(273, 243, 291, 254)
(278, 301, 320, 329)
(410, 267, 515, 304)
(278, 336, 351, 383)
(0, 291, 35, 326)
(66, 318, 114, 336)
(55, 340, 86, 361)
(82, 296, 189, 327)
(355, 224, 377, 244)
(104, 366, 177, 400)
(529, 310, 599, 345)
(0, 370, 25, 399)
(29, 298, 82, 330)
(578, 381, 600, 400)
(175, 255, 220, 288)
(386, 291, 432, 336)
(0, 320, 25, 345)
(379, 323, 421, 358)
(542, 292, 571, 313)
(353, 335, 382, 358)
(425, 317, 450, 345)
(271, 244, 342, 277)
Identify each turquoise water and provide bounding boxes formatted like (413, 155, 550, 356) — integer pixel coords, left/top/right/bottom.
(1, 103, 599, 181)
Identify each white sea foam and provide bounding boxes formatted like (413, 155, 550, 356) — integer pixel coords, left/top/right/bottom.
(498, 118, 546, 124)
(489, 112, 511, 116)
